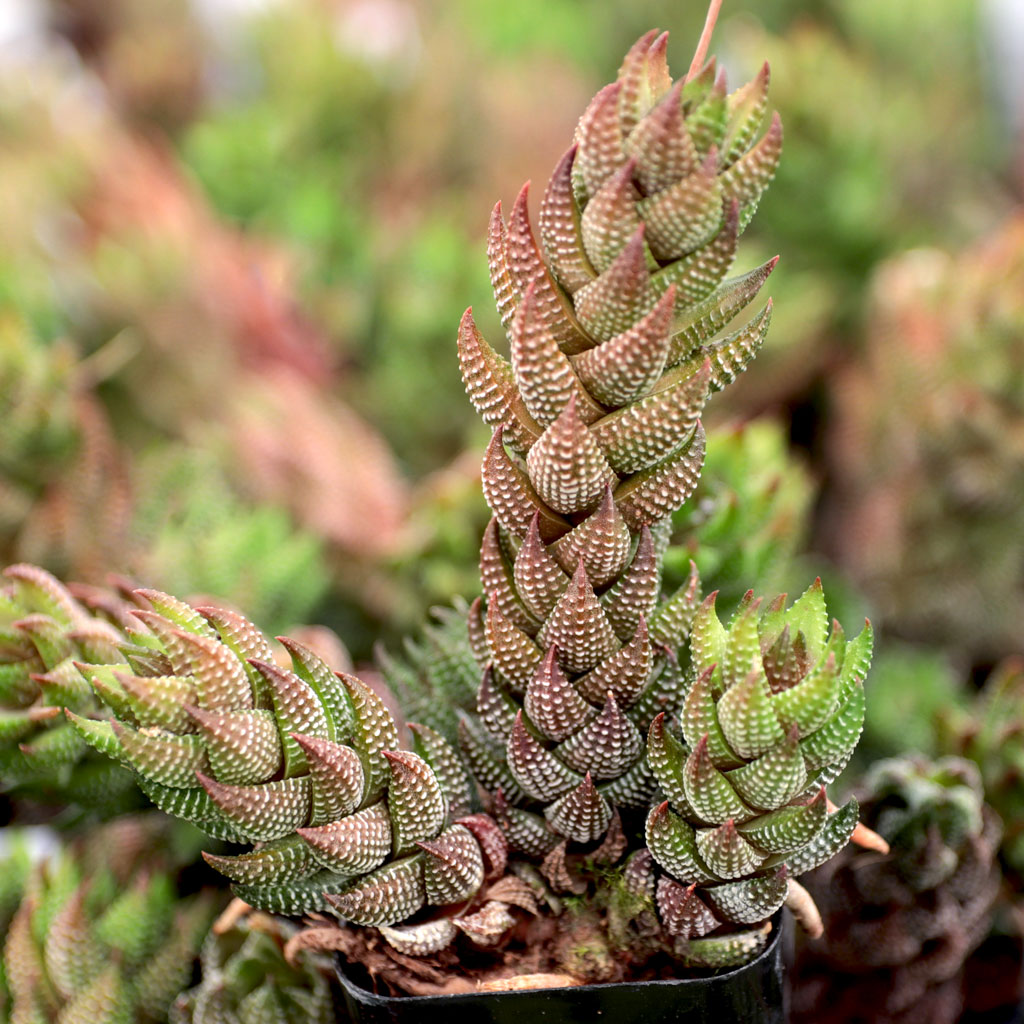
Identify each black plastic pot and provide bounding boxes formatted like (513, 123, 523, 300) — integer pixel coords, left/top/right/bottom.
(335, 914, 786, 1024)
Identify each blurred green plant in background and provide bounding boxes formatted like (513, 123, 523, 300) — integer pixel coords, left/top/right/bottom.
(663, 419, 814, 609)
(1, 815, 217, 1022)
(171, 908, 337, 1023)
(129, 446, 328, 632)
(940, 660, 1024, 876)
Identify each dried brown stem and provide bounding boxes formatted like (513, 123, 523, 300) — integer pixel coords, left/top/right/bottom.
(687, 0, 725, 81)
(478, 974, 581, 992)
(212, 897, 251, 936)
(785, 878, 823, 939)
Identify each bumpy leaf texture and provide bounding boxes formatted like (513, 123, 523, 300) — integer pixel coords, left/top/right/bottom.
(456, 30, 797, 959)
(641, 580, 872, 963)
(0, 564, 141, 811)
(63, 585, 512, 938)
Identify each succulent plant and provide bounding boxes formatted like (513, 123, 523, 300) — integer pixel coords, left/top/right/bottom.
(63, 582, 516, 950)
(457, 22, 780, 853)
(793, 756, 1002, 1024)
(636, 581, 871, 965)
(0, 563, 140, 812)
(8, 21, 875, 984)
(0, 326, 331, 642)
(0, 320, 79, 548)
(939, 659, 1024, 875)
(448, 26, 871, 966)
(0, 320, 136, 588)
(0, 815, 217, 1023)
(170, 908, 338, 1024)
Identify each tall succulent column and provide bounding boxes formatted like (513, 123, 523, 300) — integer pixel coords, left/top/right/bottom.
(456, 30, 871, 966)
(457, 30, 779, 858)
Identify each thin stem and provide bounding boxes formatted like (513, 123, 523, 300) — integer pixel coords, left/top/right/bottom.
(785, 878, 823, 939)
(686, 0, 725, 82)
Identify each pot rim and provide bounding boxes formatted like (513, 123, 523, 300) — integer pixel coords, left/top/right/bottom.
(335, 911, 784, 1006)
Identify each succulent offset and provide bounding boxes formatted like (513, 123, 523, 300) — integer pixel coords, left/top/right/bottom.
(1, 817, 216, 1023)
(635, 581, 870, 964)
(794, 757, 1002, 1024)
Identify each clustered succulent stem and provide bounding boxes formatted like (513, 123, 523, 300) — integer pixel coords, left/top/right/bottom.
(454, 25, 872, 966)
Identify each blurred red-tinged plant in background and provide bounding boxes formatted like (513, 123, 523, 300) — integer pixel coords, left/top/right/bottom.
(824, 217, 1024, 663)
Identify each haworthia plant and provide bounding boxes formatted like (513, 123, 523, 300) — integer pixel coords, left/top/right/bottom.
(63, 581, 508, 936)
(13, 24, 874, 979)
(0, 563, 141, 812)
(635, 581, 871, 964)
(456, 25, 778, 863)
(453, 29, 871, 965)
(457, 29, 779, 851)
